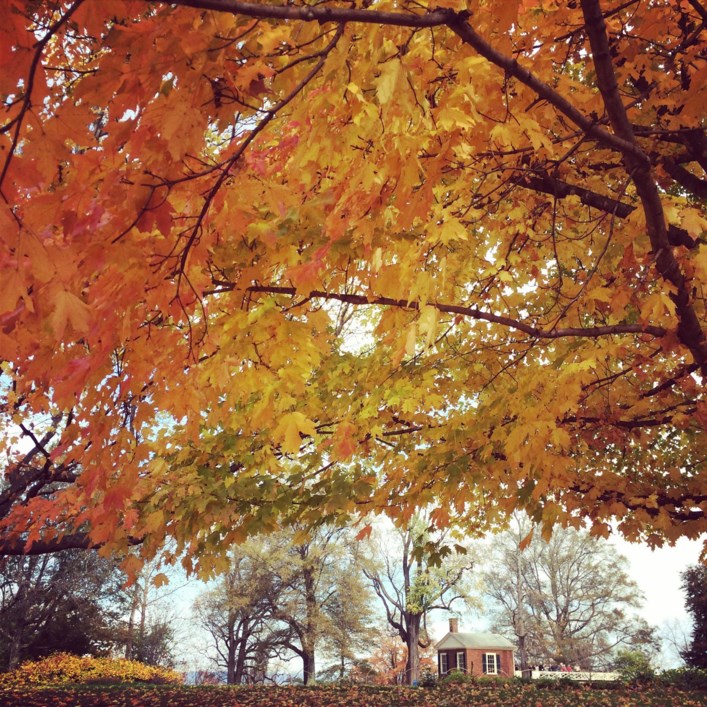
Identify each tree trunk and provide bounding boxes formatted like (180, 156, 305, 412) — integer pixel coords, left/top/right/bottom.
(302, 564, 318, 685)
(233, 621, 250, 684)
(302, 647, 316, 685)
(518, 634, 528, 671)
(7, 629, 24, 671)
(6, 567, 30, 670)
(125, 583, 140, 660)
(405, 613, 421, 685)
(515, 545, 528, 670)
(226, 620, 237, 684)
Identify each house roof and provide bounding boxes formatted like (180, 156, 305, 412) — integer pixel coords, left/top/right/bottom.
(435, 631, 516, 651)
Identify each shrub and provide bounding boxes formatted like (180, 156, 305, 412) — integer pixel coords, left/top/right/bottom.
(658, 667, 707, 691)
(533, 675, 581, 690)
(476, 675, 517, 686)
(439, 669, 472, 684)
(0, 653, 183, 687)
(584, 680, 623, 690)
(418, 669, 437, 688)
(613, 650, 655, 684)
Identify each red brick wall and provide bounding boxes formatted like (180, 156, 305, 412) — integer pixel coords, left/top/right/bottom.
(438, 648, 515, 678)
(466, 649, 514, 676)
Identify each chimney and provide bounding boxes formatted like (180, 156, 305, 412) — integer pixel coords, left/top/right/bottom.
(449, 618, 459, 634)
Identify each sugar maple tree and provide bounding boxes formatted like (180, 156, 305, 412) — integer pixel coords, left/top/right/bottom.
(0, 0, 705, 570)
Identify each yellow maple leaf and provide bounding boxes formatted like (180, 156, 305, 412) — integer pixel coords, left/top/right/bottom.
(376, 59, 402, 106)
(681, 208, 707, 237)
(50, 289, 92, 340)
(275, 412, 317, 454)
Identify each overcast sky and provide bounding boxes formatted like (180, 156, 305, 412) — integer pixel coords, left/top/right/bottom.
(611, 535, 702, 628)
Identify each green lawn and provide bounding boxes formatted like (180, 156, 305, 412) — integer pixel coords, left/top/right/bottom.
(1, 682, 706, 707)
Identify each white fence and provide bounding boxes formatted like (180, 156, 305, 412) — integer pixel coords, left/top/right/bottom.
(515, 670, 620, 681)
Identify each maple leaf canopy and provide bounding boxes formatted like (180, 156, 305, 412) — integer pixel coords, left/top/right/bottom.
(0, 0, 705, 571)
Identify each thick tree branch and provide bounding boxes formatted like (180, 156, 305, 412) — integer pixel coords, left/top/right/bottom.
(167, 0, 453, 28)
(444, 16, 646, 161)
(242, 285, 666, 340)
(166, 0, 643, 159)
(580, 0, 707, 372)
(662, 160, 707, 201)
(515, 173, 697, 249)
(0, 532, 142, 556)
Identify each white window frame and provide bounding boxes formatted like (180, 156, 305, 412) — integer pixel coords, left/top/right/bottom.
(456, 651, 466, 671)
(484, 652, 499, 675)
(440, 652, 448, 675)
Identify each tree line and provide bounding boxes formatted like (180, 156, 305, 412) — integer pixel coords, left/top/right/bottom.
(5, 518, 703, 683)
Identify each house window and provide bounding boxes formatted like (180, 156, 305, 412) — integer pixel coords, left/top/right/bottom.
(482, 653, 499, 675)
(456, 651, 466, 672)
(439, 652, 448, 675)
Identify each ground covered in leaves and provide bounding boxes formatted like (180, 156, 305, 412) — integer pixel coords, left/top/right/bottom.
(1, 682, 706, 706)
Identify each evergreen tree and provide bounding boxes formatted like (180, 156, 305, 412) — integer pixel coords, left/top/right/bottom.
(681, 565, 707, 669)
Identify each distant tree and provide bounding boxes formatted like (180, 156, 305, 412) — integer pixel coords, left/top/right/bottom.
(660, 617, 691, 666)
(121, 560, 177, 667)
(328, 657, 377, 684)
(195, 527, 373, 685)
(0, 550, 126, 671)
(192, 670, 221, 686)
(680, 565, 707, 669)
(367, 630, 408, 685)
(321, 557, 377, 681)
(364, 518, 475, 685)
(264, 526, 373, 685)
(613, 649, 655, 683)
(194, 539, 278, 684)
(483, 517, 657, 669)
(363, 627, 437, 685)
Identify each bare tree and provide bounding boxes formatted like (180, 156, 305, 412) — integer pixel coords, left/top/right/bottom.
(364, 517, 475, 685)
(483, 518, 657, 669)
(194, 541, 278, 684)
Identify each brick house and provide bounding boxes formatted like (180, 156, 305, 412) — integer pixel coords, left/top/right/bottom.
(436, 619, 516, 678)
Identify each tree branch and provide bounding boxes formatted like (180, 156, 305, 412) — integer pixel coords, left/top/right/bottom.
(166, 0, 649, 162)
(580, 0, 707, 372)
(662, 160, 707, 201)
(167, 0, 454, 28)
(0, 532, 142, 556)
(514, 173, 697, 249)
(0, 1, 85, 194)
(242, 285, 666, 340)
(444, 15, 647, 162)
